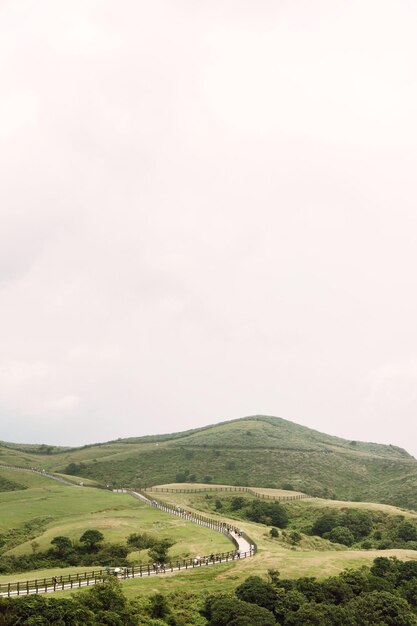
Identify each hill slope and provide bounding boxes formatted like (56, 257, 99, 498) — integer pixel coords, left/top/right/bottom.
(2, 415, 417, 510)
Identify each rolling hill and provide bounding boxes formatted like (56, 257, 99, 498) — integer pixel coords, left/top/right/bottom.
(1, 415, 417, 510)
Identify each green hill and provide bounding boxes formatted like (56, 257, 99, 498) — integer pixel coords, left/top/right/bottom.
(2, 415, 417, 510)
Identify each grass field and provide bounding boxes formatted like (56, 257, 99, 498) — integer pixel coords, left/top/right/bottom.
(3, 465, 417, 603)
(0, 468, 232, 564)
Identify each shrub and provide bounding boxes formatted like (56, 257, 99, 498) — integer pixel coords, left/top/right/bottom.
(289, 530, 302, 545)
(396, 521, 417, 542)
(328, 526, 355, 546)
(235, 576, 277, 611)
(312, 512, 342, 537)
(246, 501, 288, 528)
(230, 497, 247, 511)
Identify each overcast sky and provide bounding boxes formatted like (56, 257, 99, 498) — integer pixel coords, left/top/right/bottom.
(1, 1, 417, 455)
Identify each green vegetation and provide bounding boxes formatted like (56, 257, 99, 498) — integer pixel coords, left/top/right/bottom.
(2, 558, 417, 625)
(3, 415, 417, 509)
(0, 476, 26, 493)
(3, 416, 417, 624)
(0, 528, 179, 574)
(158, 489, 417, 553)
(0, 469, 231, 575)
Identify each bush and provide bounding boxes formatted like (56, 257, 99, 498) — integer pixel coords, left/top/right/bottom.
(246, 501, 288, 528)
(312, 512, 341, 537)
(396, 521, 417, 542)
(342, 510, 373, 540)
(328, 526, 355, 546)
(235, 576, 277, 611)
(230, 497, 247, 511)
(289, 531, 302, 545)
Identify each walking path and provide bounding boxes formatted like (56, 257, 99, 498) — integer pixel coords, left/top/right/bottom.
(0, 464, 80, 487)
(132, 490, 252, 554)
(0, 486, 255, 598)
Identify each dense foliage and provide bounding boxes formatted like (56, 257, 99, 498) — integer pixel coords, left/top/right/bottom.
(201, 494, 417, 551)
(204, 558, 417, 625)
(2, 558, 417, 625)
(0, 476, 26, 493)
(0, 530, 175, 574)
(311, 509, 417, 550)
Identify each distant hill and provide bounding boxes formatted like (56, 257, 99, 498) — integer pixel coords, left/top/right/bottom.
(1, 415, 417, 509)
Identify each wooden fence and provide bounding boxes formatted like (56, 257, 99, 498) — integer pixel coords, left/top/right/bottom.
(144, 485, 309, 501)
(132, 491, 257, 555)
(0, 489, 257, 598)
(0, 548, 255, 598)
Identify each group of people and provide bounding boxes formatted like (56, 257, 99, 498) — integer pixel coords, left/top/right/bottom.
(224, 524, 244, 537)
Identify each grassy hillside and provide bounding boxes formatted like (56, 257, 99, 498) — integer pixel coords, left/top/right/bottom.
(2, 415, 417, 510)
(2, 477, 417, 602)
(0, 467, 231, 570)
(47, 486, 417, 600)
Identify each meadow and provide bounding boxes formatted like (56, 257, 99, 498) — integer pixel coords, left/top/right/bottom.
(2, 439, 417, 605)
(0, 468, 231, 569)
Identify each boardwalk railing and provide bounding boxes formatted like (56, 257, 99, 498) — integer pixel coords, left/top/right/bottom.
(0, 550, 254, 597)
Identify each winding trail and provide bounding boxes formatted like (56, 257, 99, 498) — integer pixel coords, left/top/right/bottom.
(132, 490, 253, 555)
(0, 475, 255, 598)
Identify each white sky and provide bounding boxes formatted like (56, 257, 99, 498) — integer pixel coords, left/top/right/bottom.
(1, 0, 417, 455)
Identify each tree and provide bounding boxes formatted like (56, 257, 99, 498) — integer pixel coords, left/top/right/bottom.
(30, 541, 40, 554)
(148, 539, 175, 564)
(284, 603, 353, 625)
(274, 589, 308, 623)
(348, 591, 416, 626)
(149, 592, 170, 619)
(80, 529, 104, 551)
(397, 559, 417, 582)
(270, 527, 279, 538)
(246, 501, 288, 528)
(371, 557, 400, 582)
(235, 576, 277, 611)
(207, 595, 276, 626)
(342, 510, 372, 540)
(289, 531, 302, 545)
(76, 578, 137, 625)
(328, 526, 355, 546)
(51, 536, 72, 557)
(396, 521, 417, 543)
(230, 497, 246, 511)
(311, 512, 341, 537)
(126, 532, 155, 556)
